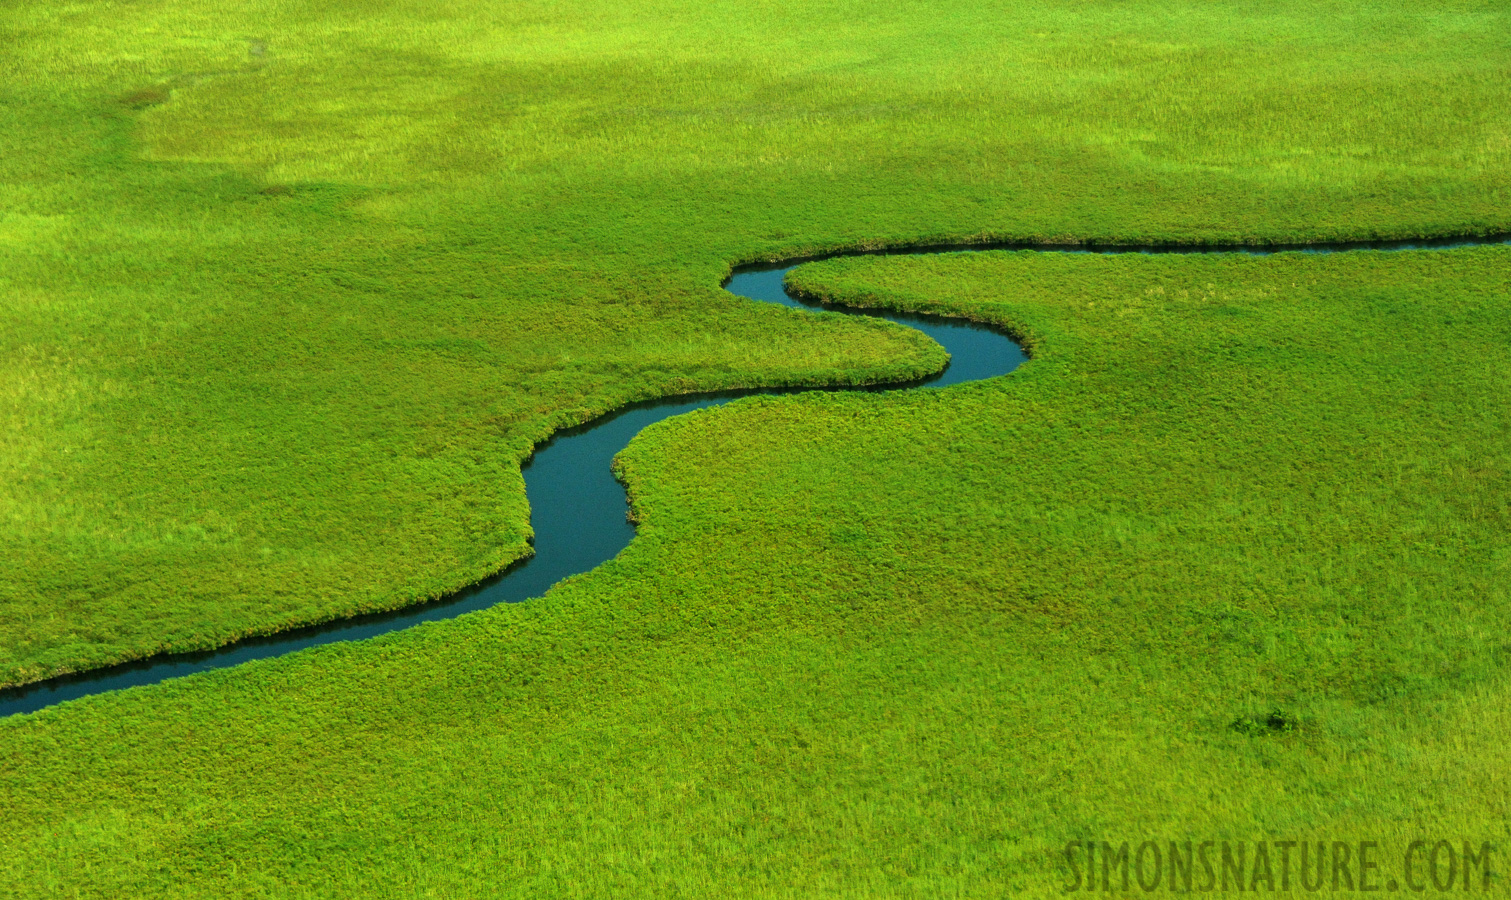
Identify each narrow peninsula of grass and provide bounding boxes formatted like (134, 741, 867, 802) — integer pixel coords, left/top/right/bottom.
(2, 247, 1508, 895)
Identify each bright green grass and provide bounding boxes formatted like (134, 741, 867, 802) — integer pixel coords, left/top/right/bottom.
(4, 0, 1511, 683)
(4, 0, 1511, 894)
(1, 248, 1508, 897)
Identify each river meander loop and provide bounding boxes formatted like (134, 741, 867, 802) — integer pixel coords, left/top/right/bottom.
(3, 235, 1507, 716)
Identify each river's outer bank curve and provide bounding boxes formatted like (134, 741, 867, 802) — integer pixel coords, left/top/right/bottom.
(3, 236, 1507, 716)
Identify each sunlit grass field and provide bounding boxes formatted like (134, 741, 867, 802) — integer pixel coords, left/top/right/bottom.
(4, 0, 1510, 683)
(3, 0, 1511, 894)
(4, 248, 1509, 895)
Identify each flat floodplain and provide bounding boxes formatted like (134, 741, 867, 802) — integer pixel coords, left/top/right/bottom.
(2, 0, 1510, 895)
(5, 246, 1509, 894)
(3, 0, 1510, 686)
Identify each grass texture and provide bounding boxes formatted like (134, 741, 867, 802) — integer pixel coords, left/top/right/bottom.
(3, 0, 1511, 682)
(1, 247, 1508, 896)
(3, 0, 1511, 894)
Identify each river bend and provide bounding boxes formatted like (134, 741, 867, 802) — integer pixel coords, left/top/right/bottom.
(2, 235, 1506, 716)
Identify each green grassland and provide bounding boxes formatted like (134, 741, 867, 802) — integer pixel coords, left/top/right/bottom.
(4, 0, 1511, 683)
(4, 0, 1511, 894)
(2, 247, 1508, 896)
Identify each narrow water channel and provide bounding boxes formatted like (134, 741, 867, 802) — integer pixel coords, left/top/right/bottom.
(0, 257, 1026, 716)
(2, 235, 1505, 717)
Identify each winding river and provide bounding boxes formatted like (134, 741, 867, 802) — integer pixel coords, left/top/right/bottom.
(2, 235, 1506, 717)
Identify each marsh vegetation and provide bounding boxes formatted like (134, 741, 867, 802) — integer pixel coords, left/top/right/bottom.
(2, 0, 1509, 894)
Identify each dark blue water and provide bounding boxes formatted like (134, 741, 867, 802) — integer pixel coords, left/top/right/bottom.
(0, 260, 1027, 717)
(6, 236, 1509, 716)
